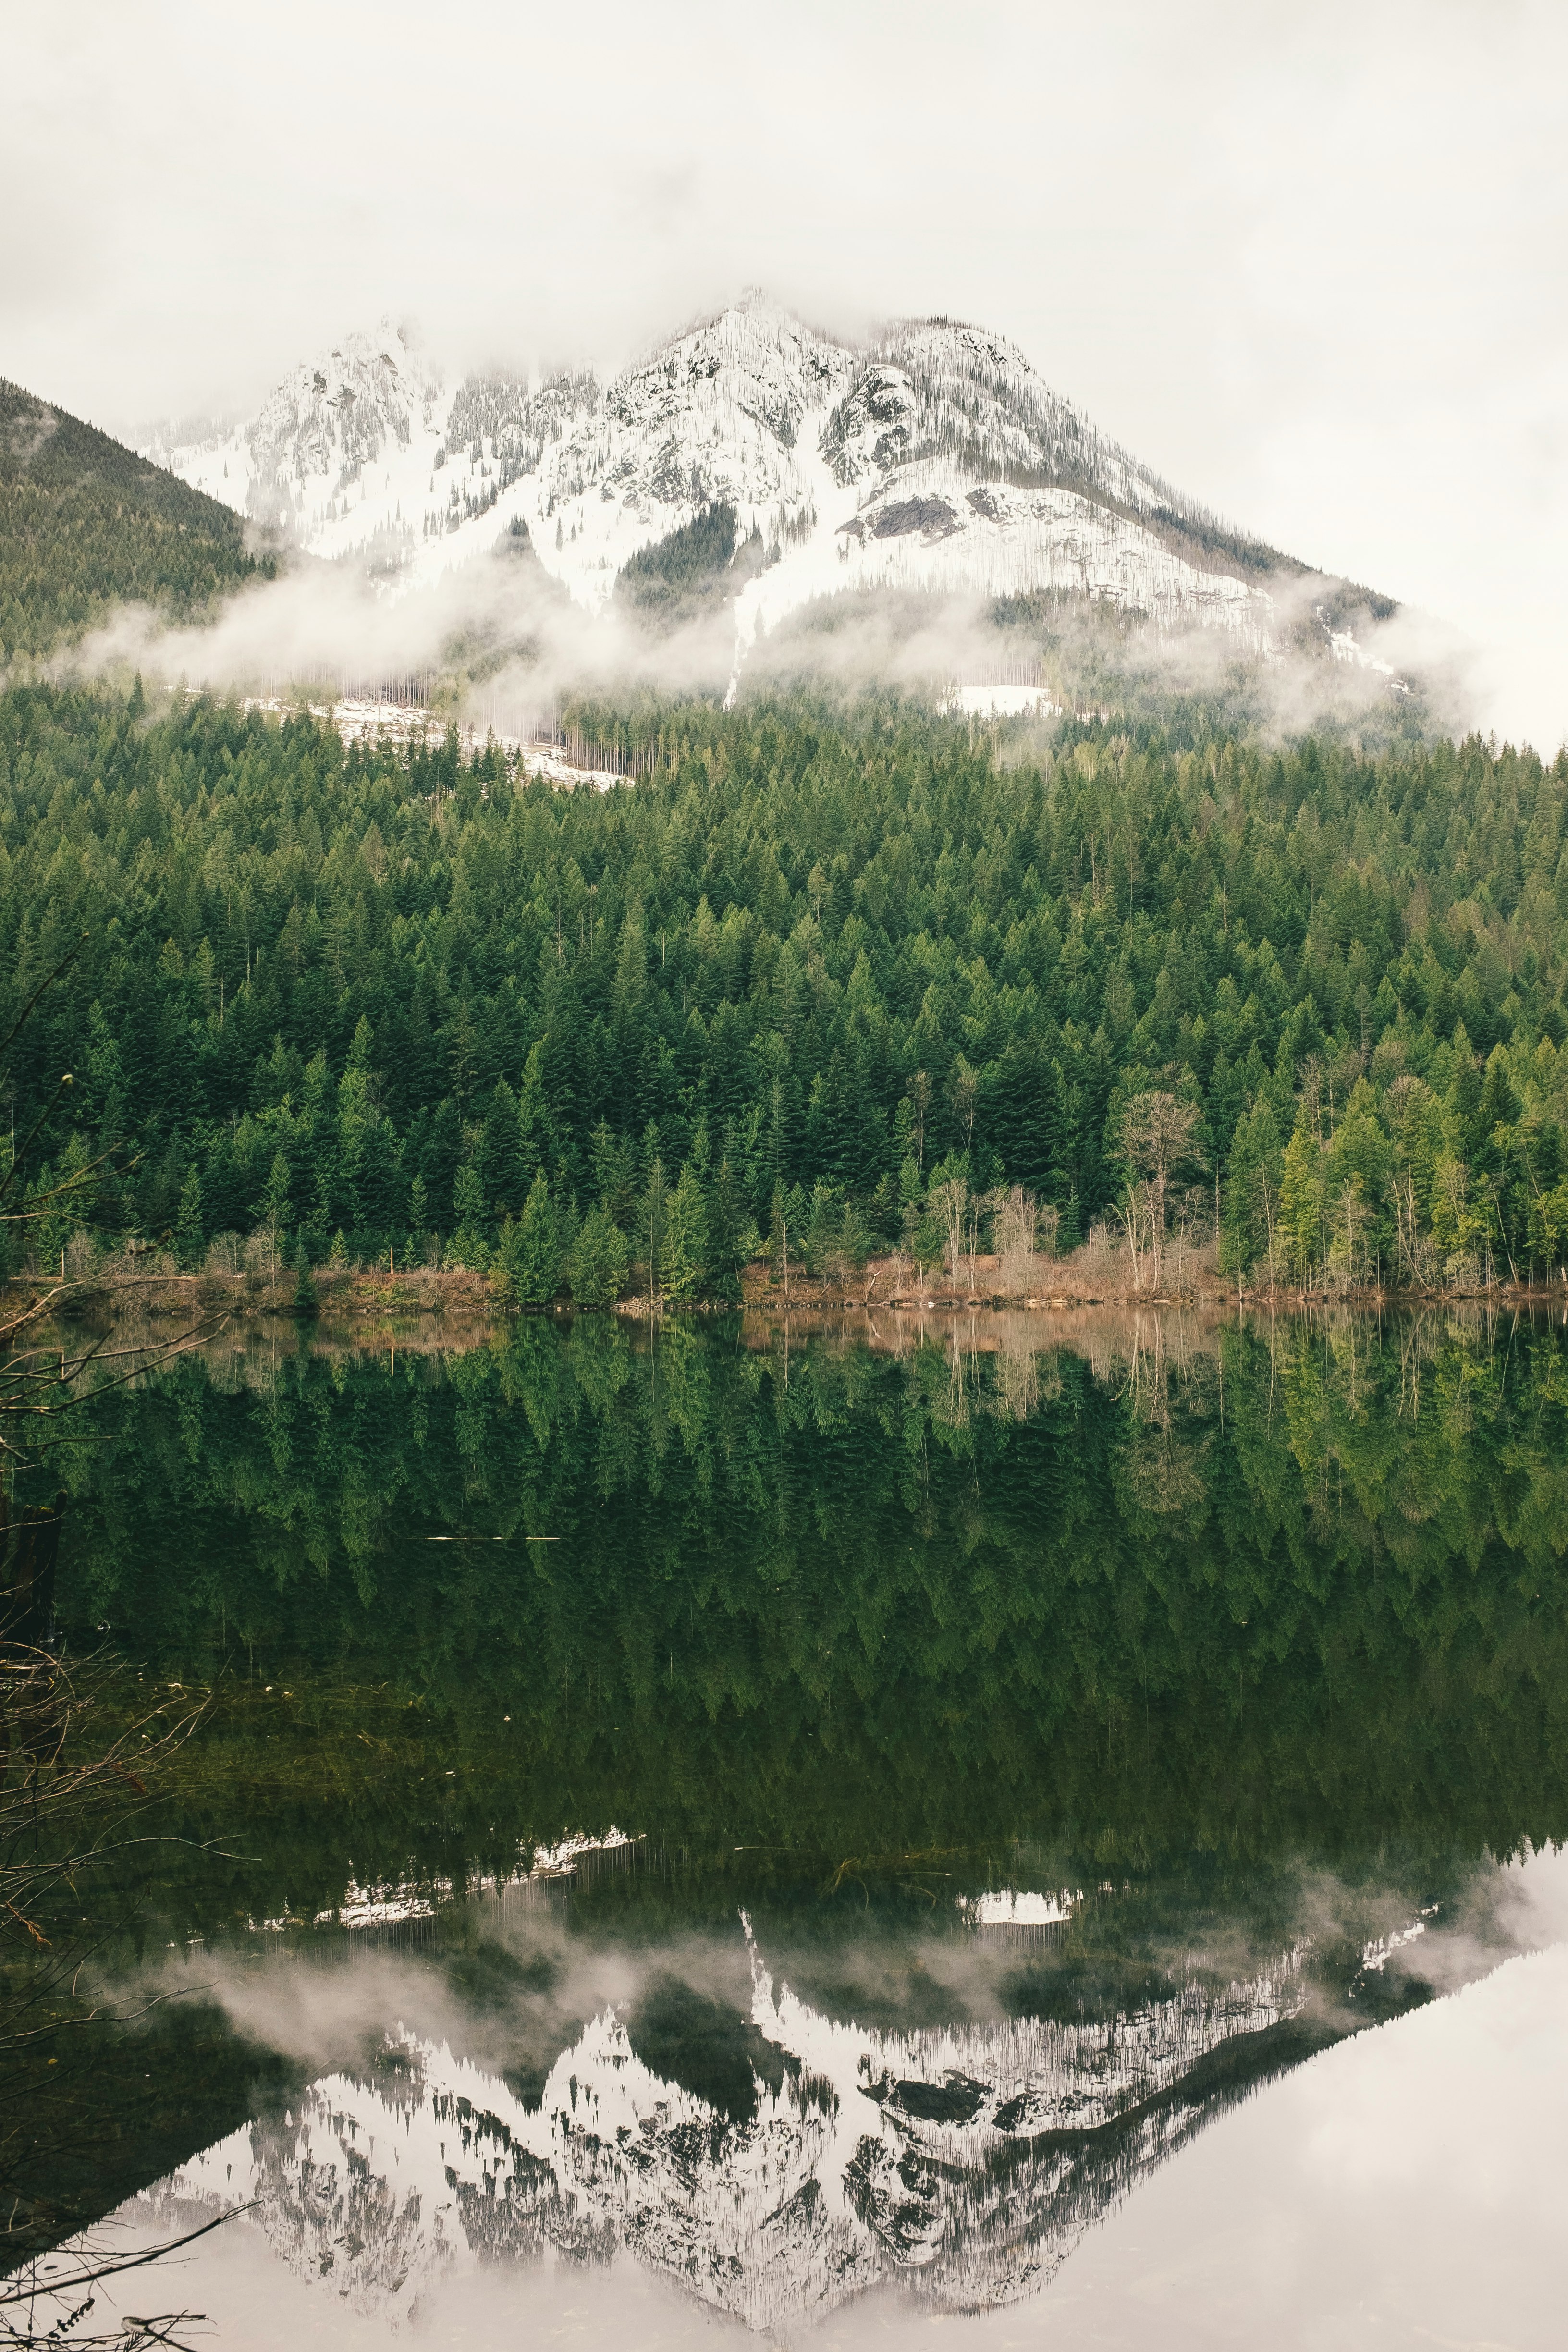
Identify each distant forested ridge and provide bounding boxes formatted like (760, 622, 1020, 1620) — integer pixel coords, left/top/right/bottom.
(3, 680, 1568, 1297)
(0, 381, 270, 666)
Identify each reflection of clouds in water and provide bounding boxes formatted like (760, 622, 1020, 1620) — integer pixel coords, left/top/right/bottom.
(1046, 1865, 1568, 2352)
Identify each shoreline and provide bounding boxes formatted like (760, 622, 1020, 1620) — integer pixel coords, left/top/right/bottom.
(6, 1262, 1566, 1320)
(1, 1262, 1562, 1363)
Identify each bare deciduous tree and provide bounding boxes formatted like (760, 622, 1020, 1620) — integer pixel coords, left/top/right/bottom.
(1, 2208, 248, 2352)
(927, 1176, 969, 1290)
(990, 1184, 1058, 1293)
(1119, 1093, 1203, 1291)
(946, 1058, 979, 1157)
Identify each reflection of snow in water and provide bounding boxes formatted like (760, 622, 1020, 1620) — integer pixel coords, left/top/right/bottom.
(957, 1888, 1080, 1927)
(138, 1924, 1311, 2334)
(528, 1827, 639, 1875)
(246, 1833, 645, 1935)
(1360, 1908, 1438, 1974)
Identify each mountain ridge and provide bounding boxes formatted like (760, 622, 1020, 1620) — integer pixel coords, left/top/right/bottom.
(137, 295, 1393, 668)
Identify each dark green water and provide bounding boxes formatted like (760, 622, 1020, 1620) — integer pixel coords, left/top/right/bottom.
(6, 1307, 1568, 2344)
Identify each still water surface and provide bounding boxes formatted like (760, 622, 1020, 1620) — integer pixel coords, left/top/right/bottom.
(13, 1308, 1568, 2346)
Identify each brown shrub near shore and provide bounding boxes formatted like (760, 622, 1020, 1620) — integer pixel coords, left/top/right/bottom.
(737, 1238, 1568, 1317)
(0, 1262, 499, 1334)
(736, 1241, 1233, 1315)
(4, 1236, 1562, 1355)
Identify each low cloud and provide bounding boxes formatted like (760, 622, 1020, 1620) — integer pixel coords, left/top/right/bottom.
(56, 524, 1482, 755)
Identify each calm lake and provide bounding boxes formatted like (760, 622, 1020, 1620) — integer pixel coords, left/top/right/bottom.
(8, 1306, 1568, 2348)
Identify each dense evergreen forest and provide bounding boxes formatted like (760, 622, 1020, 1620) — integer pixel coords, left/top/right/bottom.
(0, 380, 270, 666)
(3, 677, 1568, 1297)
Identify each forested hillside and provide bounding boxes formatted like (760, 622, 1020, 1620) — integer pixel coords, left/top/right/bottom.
(0, 381, 270, 666)
(2, 680, 1567, 1298)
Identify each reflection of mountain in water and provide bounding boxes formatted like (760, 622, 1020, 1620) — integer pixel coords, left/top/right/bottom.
(144, 1930, 1316, 2332)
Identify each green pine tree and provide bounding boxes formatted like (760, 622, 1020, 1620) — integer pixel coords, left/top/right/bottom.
(292, 1240, 319, 1319)
(174, 1162, 204, 1270)
(497, 1170, 561, 1305)
(704, 1156, 747, 1302)
(568, 1205, 630, 1306)
(661, 1164, 708, 1303)
(448, 1157, 490, 1272)
(640, 1155, 670, 1299)
(1221, 1098, 1284, 1279)
(257, 1151, 292, 1238)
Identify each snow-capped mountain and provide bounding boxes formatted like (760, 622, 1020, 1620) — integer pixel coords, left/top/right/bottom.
(142, 324, 447, 573)
(137, 1923, 1310, 2334)
(142, 295, 1324, 659)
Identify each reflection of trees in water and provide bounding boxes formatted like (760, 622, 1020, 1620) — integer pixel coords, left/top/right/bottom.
(1114, 1316, 1207, 1518)
(12, 1300, 1564, 2340)
(29, 1305, 1568, 1906)
(1123, 1425, 1206, 1519)
(1, 1493, 217, 2273)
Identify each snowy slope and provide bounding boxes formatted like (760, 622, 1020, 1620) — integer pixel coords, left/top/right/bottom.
(144, 296, 1311, 659)
(144, 323, 452, 573)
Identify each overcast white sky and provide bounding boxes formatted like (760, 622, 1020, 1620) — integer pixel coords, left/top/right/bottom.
(6, 0, 1566, 747)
